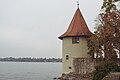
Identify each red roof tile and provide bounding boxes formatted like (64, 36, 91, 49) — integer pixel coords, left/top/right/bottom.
(59, 8, 92, 40)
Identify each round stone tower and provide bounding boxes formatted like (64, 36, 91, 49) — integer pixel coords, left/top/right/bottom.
(59, 7, 92, 73)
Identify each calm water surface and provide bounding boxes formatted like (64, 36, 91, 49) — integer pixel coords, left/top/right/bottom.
(0, 62, 62, 80)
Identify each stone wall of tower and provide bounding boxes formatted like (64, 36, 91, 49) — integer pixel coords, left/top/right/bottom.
(62, 37, 90, 73)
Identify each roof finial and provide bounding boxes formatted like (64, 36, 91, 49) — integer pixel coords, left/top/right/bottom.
(77, 1, 79, 8)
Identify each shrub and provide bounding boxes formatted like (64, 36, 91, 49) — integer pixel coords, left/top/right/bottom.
(93, 60, 120, 80)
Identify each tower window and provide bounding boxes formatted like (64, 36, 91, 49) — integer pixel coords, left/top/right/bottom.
(66, 55, 69, 60)
(72, 37, 79, 44)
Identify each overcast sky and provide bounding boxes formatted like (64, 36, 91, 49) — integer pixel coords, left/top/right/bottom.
(0, 0, 103, 58)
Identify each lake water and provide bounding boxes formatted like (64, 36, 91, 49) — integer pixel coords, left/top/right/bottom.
(0, 62, 62, 80)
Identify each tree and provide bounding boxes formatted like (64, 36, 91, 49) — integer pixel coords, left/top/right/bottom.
(102, 0, 120, 12)
(87, 1, 120, 61)
(93, 60, 120, 80)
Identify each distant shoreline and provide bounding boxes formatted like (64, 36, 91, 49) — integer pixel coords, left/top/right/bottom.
(0, 57, 62, 62)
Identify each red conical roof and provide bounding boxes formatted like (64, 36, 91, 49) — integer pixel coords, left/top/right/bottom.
(59, 8, 92, 40)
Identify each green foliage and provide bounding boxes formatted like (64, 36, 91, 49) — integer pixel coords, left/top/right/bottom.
(93, 60, 120, 80)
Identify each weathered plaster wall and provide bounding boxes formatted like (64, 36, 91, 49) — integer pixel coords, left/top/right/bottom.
(62, 37, 90, 73)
